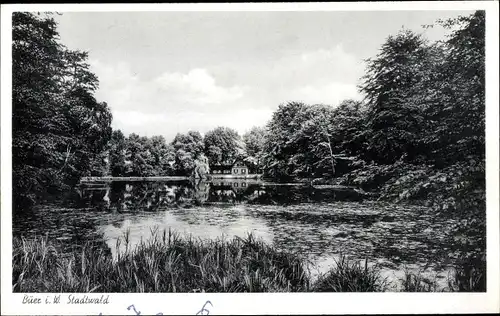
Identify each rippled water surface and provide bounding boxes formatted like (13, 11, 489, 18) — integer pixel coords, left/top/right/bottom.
(14, 180, 460, 290)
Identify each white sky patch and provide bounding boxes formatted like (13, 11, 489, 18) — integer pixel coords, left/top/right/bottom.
(113, 110, 168, 127)
(291, 82, 362, 106)
(91, 47, 363, 139)
(155, 68, 245, 105)
(262, 44, 364, 88)
(91, 60, 245, 110)
(112, 107, 274, 140)
(299, 44, 360, 76)
(78, 12, 469, 141)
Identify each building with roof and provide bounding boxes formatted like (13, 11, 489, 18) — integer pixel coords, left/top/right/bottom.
(210, 159, 250, 176)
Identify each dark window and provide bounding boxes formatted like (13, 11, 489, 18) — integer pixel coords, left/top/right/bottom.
(234, 169, 238, 174)
(241, 169, 246, 174)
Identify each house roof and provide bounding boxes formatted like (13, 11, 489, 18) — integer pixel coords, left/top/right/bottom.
(211, 158, 249, 169)
(211, 165, 233, 170)
(232, 158, 250, 167)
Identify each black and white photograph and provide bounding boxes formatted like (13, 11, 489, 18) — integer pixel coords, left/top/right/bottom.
(1, 2, 499, 315)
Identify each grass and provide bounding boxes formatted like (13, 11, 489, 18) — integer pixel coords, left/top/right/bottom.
(398, 252, 486, 292)
(13, 230, 310, 292)
(400, 269, 440, 292)
(12, 230, 486, 293)
(313, 257, 388, 292)
(447, 253, 486, 292)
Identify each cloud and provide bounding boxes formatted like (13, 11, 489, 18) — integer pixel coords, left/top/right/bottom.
(290, 82, 361, 106)
(292, 44, 363, 84)
(215, 43, 364, 89)
(113, 110, 168, 127)
(90, 60, 246, 113)
(89, 44, 363, 140)
(273, 45, 364, 106)
(155, 69, 245, 105)
(111, 108, 273, 140)
(209, 43, 364, 108)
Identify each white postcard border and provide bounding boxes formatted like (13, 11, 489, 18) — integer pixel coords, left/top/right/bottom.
(1, 2, 499, 315)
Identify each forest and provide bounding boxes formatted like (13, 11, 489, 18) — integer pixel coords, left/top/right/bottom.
(13, 11, 486, 281)
(12, 11, 486, 296)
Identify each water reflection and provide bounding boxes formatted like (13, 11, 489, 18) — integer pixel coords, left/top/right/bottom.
(77, 180, 361, 212)
(14, 180, 458, 288)
(100, 204, 274, 261)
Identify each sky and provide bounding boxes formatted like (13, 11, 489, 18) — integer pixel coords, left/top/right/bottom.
(54, 10, 473, 141)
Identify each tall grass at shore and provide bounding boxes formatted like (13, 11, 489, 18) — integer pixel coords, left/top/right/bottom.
(312, 257, 388, 292)
(12, 230, 485, 293)
(13, 230, 311, 292)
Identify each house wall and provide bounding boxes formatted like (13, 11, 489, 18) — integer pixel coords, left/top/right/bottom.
(211, 169, 232, 174)
(232, 167, 248, 175)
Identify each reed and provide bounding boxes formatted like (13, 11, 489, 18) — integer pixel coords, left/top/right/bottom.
(11, 231, 485, 293)
(399, 269, 439, 292)
(312, 257, 388, 292)
(12, 231, 310, 293)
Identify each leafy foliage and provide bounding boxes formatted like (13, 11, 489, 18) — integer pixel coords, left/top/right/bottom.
(262, 101, 365, 180)
(259, 11, 485, 269)
(108, 132, 175, 177)
(242, 126, 267, 173)
(13, 12, 112, 209)
(359, 30, 433, 164)
(171, 131, 204, 176)
(204, 127, 245, 166)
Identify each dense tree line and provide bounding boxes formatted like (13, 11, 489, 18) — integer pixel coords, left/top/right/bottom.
(14, 11, 486, 234)
(261, 100, 366, 180)
(108, 131, 175, 177)
(107, 126, 263, 177)
(13, 12, 112, 208)
(259, 11, 486, 273)
(260, 12, 485, 206)
(106, 12, 485, 193)
(12, 10, 486, 290)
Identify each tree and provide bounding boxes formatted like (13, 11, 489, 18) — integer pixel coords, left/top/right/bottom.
(192, 154, 210, 180)
(203, 127, 244, 166)
(12, 12, 112, 208)
(286, 103, 361, 179)
(262, 101, 309, 179)
(109, 130, 127, 176)
(243, 126, 267, 173)
(332, 99, 368, 159)
(171, 131, 204, 176)
(110, 132, 176, 177)
(148, 135, 175, 176)
(426, 11, 486, 264)
(421, 11, 485, 167)
(359, 29, 432, 164)
(262, 102, 343, 179)
(124, 133, 154, 176)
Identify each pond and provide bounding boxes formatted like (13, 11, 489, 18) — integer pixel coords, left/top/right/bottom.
(13, 180, 461, 291)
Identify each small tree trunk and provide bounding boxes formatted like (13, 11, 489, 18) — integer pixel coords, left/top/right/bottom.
(326, 135, 336, 178)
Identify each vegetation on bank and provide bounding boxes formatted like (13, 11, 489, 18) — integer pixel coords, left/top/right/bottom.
(13, 232, 485, 293)
(12, 11, 486, 293)
(13, 11, 486, 210)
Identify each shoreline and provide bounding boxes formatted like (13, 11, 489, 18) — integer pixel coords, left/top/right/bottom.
(12, 232, 484, 293)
